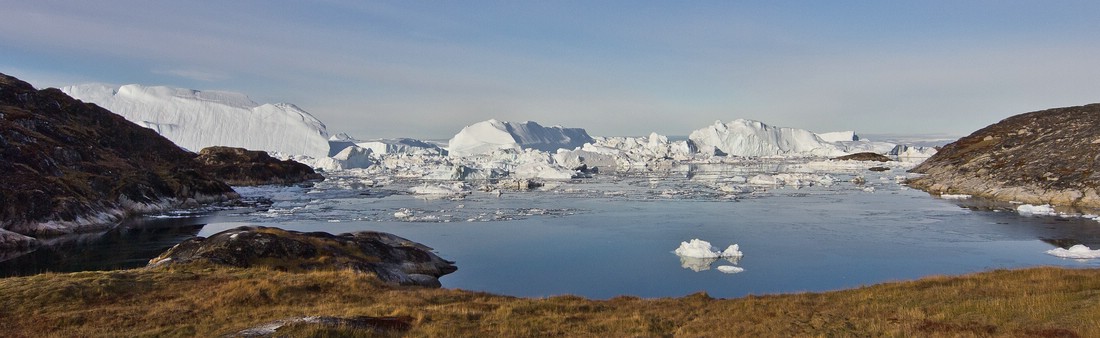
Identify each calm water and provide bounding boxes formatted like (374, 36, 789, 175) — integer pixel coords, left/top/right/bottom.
(5, 163, 1100, 299)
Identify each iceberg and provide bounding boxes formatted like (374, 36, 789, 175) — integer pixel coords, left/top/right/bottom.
(312, 146, 374, 171)
(1045, 244, 1100, 259)
(447, 119, 594, 157)
(674, 238, 743, 258)
(889, 144, 938, 162)
(689, 119, 847, 157)
(62, 83, 330, 158)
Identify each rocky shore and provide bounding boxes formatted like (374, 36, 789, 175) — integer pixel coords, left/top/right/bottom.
(909, 103, 1100, 208)
(0, 73, 237, 242)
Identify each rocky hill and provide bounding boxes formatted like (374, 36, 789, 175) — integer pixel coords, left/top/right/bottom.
(0, 73, 236, 243)
(148, 226, 457, 287)
(195, 146, 322, 186)
(909, 103, 1100, 208)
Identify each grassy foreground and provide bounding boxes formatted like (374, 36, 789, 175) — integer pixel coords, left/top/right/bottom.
(0, 265, 1097, 337)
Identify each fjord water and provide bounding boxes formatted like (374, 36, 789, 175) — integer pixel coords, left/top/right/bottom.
(5, 164, 1100, 299)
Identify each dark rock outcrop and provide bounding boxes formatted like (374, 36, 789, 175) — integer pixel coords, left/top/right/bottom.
(0, 73, 236, 239)
(195, 146, 322, 186)
(148, 226, 457, 287)
(909, 103, 1100, 208)
(833, 152, 892, 162)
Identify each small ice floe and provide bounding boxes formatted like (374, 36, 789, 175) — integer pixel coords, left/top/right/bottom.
(409, 182, 471, 197)
(940, 194, 972, 200)
(1016, 204, 1058, 216)
(674, 238, 742, 258)
(674, 238, 745, 273)
(1045, 245, 1100, 259)
(393, 208, 412, 219)
(716, 265, 745, 274)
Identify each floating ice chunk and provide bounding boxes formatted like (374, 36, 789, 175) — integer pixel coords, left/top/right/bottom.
(721, 244, 743, 258)
(716, 265, 745, 274)
(940, 194, 972, 200)
(674, 239, 722, 258)
(1045, 245, 1100, 259)
(409, 182, 471, 196)
(394, 209, 412, 218)
(674, 239, 743, 258)
(1017, 204, 1057, 216)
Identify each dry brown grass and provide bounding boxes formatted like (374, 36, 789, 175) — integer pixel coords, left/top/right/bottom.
(0, 265, 1097, 337)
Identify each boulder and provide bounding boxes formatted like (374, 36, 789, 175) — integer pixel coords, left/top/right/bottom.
(195, 146, 323, 186)
(0, 73, 236, 237)
(909, 103, 1100, 208)
(148, 226, 457, 287)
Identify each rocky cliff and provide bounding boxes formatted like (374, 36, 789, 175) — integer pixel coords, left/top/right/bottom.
(0, 73, 236, 242)
(909, 103, 1100, 208)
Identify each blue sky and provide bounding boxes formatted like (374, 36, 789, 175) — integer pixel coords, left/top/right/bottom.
(2, 1, 1099, 139)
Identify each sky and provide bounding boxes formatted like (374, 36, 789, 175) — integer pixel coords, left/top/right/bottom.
(2, 1, 1099, 140)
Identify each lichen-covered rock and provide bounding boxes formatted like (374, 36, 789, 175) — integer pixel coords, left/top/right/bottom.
(0, 73, 236, 237)
(195, 146, 322, 186)
(148, 226, 457, 287)
(909, 103, 1100, 208)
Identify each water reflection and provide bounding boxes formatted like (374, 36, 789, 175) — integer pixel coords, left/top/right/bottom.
(0, 215, 209, 277)
(678, 256, 743, 272)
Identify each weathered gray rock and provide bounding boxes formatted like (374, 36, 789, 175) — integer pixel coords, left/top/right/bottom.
(909, 103, 1100, 208)
(148, 226, 456, 287)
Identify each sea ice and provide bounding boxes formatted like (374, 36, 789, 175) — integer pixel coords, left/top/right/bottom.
(674, 238, 743, 258)
(1017, 204, 1058, 216)
(940, 194, 972, 200)
(1045, 245, 1100, 259)
(716, 265, 745, 274)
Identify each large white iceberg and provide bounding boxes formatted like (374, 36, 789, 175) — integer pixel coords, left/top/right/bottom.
(447, 119, 594, 157)
(689, 119, 847, 157)
(62, 83, 331, 158)
(1045, 244, 1100, 259)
